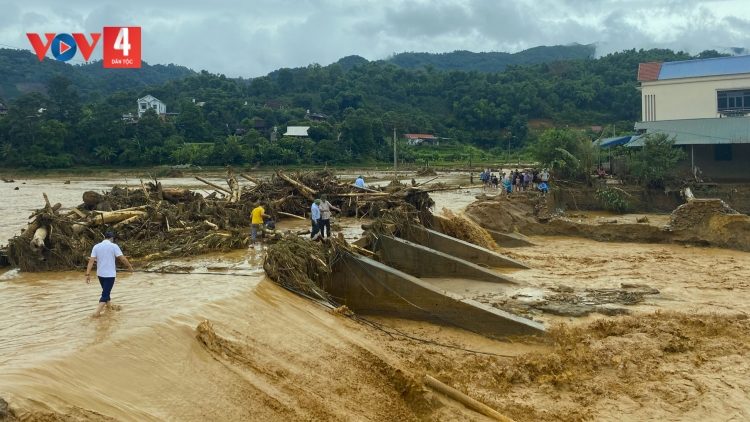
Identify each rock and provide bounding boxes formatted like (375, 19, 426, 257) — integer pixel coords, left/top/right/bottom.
(13, 187, 18, 190)
(596, 305, 630, 316)
(0, 397, 9, 418)
(83, 190, 103, 207)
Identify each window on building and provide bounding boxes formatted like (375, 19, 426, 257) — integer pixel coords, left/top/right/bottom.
(140, 103, 146, 110)
(715, 144, 733, 161)
(718, 90, 750, 112)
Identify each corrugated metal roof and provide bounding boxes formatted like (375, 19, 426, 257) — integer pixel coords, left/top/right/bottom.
(598, 134, 638, 148)
(284, 126, 310, 137)
(656, 55, 750, 80)
(628, 118, 750, 146)
(637, 62, 662, 81)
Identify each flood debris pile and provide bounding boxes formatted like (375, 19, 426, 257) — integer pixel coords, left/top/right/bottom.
(7, 184, 254, 271)
(241, 169, 435, 220)
(431, 208, 498, 250)
(263, 235, 354, 300)
(5, 168, 442, 272)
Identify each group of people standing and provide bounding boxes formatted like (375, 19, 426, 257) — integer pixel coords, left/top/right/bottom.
(310, 195, 340, 240)
(479, 168, 551, 195)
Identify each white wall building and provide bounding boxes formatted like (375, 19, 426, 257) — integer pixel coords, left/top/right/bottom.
(638, 56, 750, 122)
(137, 95, 167, 118)
(283, 126, 309, 137)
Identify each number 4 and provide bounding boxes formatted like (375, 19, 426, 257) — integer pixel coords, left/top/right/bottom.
(114, 28, 131, 57)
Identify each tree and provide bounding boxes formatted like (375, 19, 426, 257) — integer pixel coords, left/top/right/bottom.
(93, 145, 116, 164)
(629, 133, 687, 187)
(46, 75, 83, 124)
(531, 129, 580, 177)
(176, 101, 209, 143)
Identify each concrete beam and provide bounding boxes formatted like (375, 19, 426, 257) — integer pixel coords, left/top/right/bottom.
(405, 225, 530, 269)
(484, 229, 534, 248)
(373, 235, 518, 284)
(329, 254, 546, 337)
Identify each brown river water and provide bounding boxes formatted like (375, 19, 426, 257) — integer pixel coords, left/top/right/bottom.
(2, 175, 750, 421)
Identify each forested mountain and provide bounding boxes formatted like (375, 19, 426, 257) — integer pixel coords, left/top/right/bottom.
(382, 44, 596, 72)
(0, 48, 195, 101)
(0, 48, 726, 169)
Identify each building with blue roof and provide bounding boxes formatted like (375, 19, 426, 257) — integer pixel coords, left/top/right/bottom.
(635, 55, 750, 180)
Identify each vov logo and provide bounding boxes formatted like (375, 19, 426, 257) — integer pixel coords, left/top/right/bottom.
(26, 27, 141, 68)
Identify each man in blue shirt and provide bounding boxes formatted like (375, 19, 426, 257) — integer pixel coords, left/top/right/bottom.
(354, 176, 366, 188)
(310, 199, 321, 239)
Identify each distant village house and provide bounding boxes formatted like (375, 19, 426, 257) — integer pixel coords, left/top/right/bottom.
(284, 126, 310, 137)
(137, 95, 166, 118)
(404, 134, 439, 146)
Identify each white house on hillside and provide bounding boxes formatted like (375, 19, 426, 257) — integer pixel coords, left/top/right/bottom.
(137, 95, 166, 118)
(283, 126, 309, 137)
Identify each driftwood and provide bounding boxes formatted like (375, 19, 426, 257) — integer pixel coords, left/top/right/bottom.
(240, 173, 261, 184)
(276, 171, 317, 201)
(112, 215, 142, 230)
(279, 211, 307, 220)
(423, 375, 516, 422)
(70, 207, 87, 218)
(91, 210, 149, 225)
(162, 188, 191, 202)
(195, 176, 232, 195)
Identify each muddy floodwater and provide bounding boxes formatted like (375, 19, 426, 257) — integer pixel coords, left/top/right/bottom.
(1, 175, 750, 421)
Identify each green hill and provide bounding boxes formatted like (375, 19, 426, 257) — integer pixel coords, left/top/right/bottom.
(380, 44, 597, 72)
(0, 48, 195, 101)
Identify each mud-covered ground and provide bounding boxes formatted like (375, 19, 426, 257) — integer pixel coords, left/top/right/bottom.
(2, 176, 750, 421)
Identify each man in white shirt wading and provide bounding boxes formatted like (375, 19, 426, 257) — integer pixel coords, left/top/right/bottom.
(85, 232, 133, 317)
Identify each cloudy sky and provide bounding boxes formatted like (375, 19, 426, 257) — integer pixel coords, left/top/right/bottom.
(2, 0, 750, 77)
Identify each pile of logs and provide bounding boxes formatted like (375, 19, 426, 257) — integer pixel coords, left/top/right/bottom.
(4, 167, 452, 272)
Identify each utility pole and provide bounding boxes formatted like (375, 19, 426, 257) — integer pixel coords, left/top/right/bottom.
(507, 132, 512, 165)
(393, 125, 398, 181)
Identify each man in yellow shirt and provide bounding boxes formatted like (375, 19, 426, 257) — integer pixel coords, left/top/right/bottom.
(251, 201, 271, 245)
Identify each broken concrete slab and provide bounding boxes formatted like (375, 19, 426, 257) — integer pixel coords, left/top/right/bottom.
(373, 235, 519, 284)
(405, 225, 530, 269)
(484, 229, 534, 248)
(328, 254, 546, 337)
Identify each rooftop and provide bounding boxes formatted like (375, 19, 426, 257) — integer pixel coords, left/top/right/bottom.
(284, 126, 310, 137)
(405, 134, 436, 138)
(628, 117, 750, 146)
(638, 55, 750, 82)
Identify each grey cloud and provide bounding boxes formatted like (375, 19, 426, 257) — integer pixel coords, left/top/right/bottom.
(1, 0, 749, 77)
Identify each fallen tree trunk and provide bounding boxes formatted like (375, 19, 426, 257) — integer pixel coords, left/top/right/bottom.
(276, 171, 317, 201)
(240, 173, 261, 184)
(423, 375, 516, 422)
(91, 210, 149, 225)
(279, 211, 307, 220)
(195, 176, 232, 195)
(112, 215, 142, 229)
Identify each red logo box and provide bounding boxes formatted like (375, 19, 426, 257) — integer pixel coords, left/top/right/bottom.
(103, 27, 141, 68)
